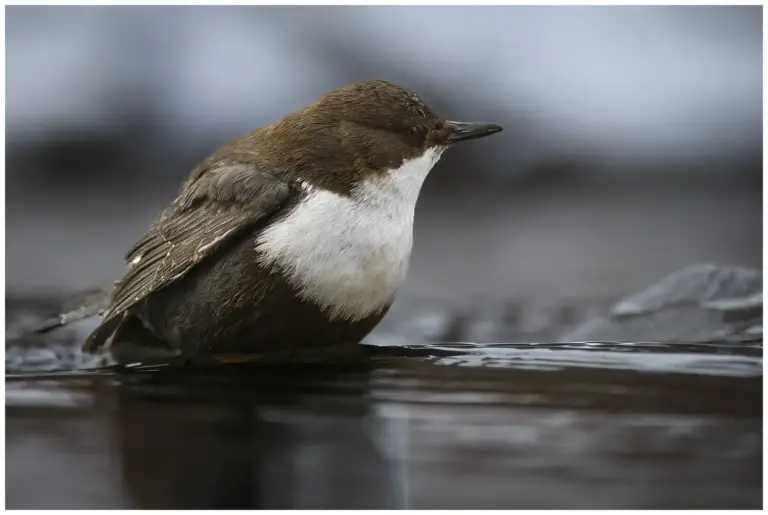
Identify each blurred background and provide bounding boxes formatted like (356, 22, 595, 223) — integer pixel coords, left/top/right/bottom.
(6, 5, 762, 307)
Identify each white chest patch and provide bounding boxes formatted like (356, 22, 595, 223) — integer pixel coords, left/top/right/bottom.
(256, 147, 444, 321)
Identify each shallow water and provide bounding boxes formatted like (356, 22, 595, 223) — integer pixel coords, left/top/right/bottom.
(4, 300, 763, 509)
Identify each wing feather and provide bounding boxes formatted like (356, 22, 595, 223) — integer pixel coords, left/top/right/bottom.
(82, 164, 293, 353)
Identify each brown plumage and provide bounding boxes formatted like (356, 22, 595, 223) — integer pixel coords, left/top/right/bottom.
(48, 79, 502, 362)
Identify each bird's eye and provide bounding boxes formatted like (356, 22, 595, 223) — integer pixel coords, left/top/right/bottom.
(409, 127, 419, 135)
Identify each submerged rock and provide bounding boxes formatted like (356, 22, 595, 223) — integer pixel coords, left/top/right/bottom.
(562, 264, 762, 344)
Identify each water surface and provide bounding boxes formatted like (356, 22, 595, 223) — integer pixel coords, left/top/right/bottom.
(5, 336, 762, 509)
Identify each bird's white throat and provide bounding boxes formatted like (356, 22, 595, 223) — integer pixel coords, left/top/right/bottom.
(256, 147, 444, 321)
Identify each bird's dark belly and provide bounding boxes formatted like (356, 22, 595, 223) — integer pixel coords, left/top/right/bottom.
(135, 233, 390, 356)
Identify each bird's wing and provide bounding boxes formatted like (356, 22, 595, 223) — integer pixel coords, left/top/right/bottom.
(82, 163, 294, 353)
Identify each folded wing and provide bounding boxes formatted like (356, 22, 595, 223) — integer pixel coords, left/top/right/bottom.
(83, 163, 294, 353)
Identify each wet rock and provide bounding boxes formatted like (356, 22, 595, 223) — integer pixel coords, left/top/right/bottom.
(366, 297, 457, 346)
(458, 300, 604, 344)
(561, 264, 762, 344)
(369, 296, 612, 345)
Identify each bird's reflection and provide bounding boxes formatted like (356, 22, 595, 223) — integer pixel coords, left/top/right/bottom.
(108, 360, 409, 509)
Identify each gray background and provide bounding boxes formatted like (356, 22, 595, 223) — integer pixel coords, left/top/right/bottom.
(6, 5, 762, 307)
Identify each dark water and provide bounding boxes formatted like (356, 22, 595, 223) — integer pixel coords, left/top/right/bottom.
(5, 343, 762, 509)
(5, 298, 763, 509)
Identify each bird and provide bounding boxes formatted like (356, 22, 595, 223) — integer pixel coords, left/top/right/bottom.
(41, 80, 503, 363)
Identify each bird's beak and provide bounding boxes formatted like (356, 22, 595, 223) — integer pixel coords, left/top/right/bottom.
(446, 121, 503, 144)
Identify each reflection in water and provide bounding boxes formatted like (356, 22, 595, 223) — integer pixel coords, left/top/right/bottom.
(112, 364, 406, 509)
(5, 352, 762, 509)
(6, 363, 410, 509)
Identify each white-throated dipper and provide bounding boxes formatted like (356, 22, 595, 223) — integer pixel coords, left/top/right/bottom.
(63, 80, 502, 361)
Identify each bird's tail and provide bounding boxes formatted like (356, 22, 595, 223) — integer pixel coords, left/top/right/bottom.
(33, 283, 114, 334)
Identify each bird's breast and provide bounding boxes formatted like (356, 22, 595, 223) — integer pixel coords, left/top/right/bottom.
(255, 188, 415, 321)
